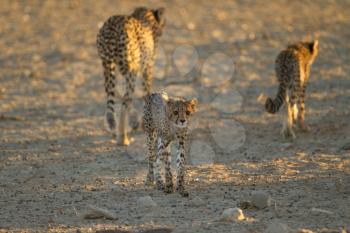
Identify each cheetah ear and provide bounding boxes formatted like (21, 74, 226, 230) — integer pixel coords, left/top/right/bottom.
(188, 98, 198, 113)
(308, 39, 318, 54)
(313, 39, 319, 50)
(153, 7, 165, 23)
(166, 98, 175, 108)
(166, 98, 175, 117)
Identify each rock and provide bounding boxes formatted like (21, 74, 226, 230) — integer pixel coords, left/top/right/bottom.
(257, 93, 268, 103)
(137, 196, 157, 208)
(280, 143, 293, 151)
(221, 207, 245, 222)
(264, 220, 291, 233)
(295, 229, 314, 233)
(311, 207, 334, 215)
(251, 191, 271, 209)
(83, 205, 117, 220)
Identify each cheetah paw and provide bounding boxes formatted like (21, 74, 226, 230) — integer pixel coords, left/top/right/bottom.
(281, 127, 296, 140)
(156, 181, 164, 191)
(299, 124, 310, 133)
(117, 136, 134, 146)
(164, 182, 174, 194)
(144, 174, 154, 186)
(176, 187, 189, 197)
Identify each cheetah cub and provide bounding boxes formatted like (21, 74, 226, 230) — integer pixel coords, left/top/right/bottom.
(144, 92, 198, 197)
(265, 40, 318, 139)
(96, 7, 165, 145)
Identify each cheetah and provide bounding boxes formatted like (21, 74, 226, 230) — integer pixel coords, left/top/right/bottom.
(96, 7, 165, 145)
(143, 92, 198, 197)
(265, 40, 318, 139)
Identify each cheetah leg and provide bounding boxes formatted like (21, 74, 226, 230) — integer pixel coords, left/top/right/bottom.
(134, 61, 154, 132)
(117, 72, 136, 146)
(142, 60, 154, 96)
(154, 154, 164, 190)
(281, 92, 296, 140)
(102, 60, 117, 133)
(298, 85, 309, 132)
(176, 138, 189, 197)
(164, 145, 173, 194)
(145, 130, 156, 186)
(154, 138, 171, 191)
(292, 103, 298, 125)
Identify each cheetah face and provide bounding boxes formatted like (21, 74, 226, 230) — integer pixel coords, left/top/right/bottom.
(167, 98, 198, 128)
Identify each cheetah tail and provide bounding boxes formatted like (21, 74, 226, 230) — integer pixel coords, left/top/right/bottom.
(265, 82, 287, 114)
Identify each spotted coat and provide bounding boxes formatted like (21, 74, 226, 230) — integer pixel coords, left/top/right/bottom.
(143, 92, 198, 197)
(96, 7, 165, 145)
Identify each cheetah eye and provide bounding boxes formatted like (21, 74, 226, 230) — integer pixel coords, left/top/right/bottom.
(186, 110, 191, 115)
(173, 111, 178, 115)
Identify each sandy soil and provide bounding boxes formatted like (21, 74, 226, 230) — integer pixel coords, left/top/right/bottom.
(0, 1, 350, 232)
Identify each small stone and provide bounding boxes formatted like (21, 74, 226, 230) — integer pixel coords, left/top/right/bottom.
(251, 191, 271, 209)
(296, 229, 314, 233)
(137, 196, 157, 208)
(280, 143, 293, 151)
(23, 69, 32, 77)
(311, 207, 334, 215)
(83, 205, 117, 220)
(221, 207, 245, 222)
(257, 93, 268, 103)
(264, 220, 291, 233)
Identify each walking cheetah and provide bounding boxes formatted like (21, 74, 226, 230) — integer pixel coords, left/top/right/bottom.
(265, 40, 318, 139)
(96, 7, 165, 145)
(143, 92, 198, 197)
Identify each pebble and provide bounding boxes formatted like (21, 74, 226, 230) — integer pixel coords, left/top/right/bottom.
(137, 196, 157, 208)
(221, 207, 245, 222)
(280, 143, 293, 151)
(296, 229, 314, 233)
(83, 205, 117, 220)
(251, 191, 271, 209)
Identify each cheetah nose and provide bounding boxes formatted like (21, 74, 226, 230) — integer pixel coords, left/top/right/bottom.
(180, 119, 185, 123)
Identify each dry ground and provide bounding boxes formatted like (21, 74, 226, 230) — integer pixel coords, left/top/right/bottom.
(0, 1, 350, 232)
